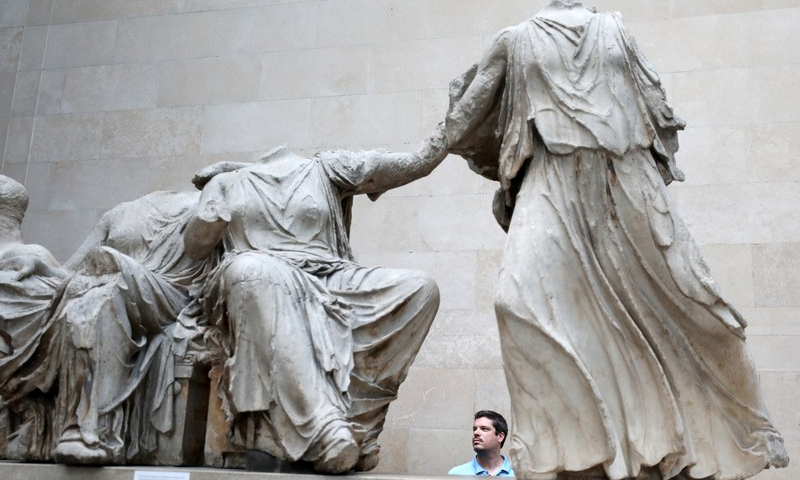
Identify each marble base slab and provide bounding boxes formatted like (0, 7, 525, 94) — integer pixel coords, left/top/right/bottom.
(0, 461, 447, 480)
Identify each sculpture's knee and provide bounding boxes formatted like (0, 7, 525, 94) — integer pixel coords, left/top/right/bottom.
(415, 272, 440, 307)
(400, 270, 439, 312)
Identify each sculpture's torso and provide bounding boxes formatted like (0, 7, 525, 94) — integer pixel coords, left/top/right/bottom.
(103, 191, 204, 285)
(213, 157, 346, 263)
(522, 13, 655, 156)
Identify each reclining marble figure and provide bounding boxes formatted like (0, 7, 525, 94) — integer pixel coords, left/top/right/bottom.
(50, 190, 213, 464)
(183, 126, 448, 473)
(0, 175, 67, 461)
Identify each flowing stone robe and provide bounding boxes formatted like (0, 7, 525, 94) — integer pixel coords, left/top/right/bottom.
(445, 10, 788, 480)
(191, 148, 440, 470)
(0, 244, 66, 460)
(53, 191, 211, 462)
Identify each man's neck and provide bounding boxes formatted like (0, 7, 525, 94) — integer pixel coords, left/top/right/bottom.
(475, 450, 504, 475)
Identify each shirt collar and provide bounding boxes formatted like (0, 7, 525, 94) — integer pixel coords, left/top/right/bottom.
(471, 455, 512, 475)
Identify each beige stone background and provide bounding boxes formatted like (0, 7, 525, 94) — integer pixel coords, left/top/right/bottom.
(0, 0, 798, 477)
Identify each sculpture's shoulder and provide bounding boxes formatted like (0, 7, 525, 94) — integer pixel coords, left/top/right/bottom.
(239, 153, 315, 180)
(101, 191, 200, 236)
(595, 10, 629, 34)
(138, 190, 199, 205)
(109, 190, 198, 216)
(491, 23, 524, 50)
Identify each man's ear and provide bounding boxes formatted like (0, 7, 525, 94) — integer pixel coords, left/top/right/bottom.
(497, 431, 505, 443)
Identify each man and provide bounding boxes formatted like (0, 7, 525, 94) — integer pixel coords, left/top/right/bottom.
(449, 410, 514, 476)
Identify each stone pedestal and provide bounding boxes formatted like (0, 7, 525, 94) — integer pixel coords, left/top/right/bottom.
(0, 461, 450, 480)
(201, 365, 245, 469)
(154, 360, 211, 466)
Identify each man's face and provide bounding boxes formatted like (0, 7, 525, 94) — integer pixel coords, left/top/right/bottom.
(472, 417, 504, 453)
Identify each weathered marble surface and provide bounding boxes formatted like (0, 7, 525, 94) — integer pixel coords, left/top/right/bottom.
(182, 128, 447, 473)
(0, 127, 448, 474)
(50, 190, 211, 465)
(0, 175, 67, 461)
(443, 1, 789, 479)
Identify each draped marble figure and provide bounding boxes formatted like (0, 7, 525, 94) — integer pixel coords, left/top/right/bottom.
(0, 175, 67, 461)
(184, 126, 448, 473)
(0, 127, 447, 471)
(50, 190, 212, 464)
(444, 1, 788, 479)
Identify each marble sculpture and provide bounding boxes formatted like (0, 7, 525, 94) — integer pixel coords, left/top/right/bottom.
(50, 190, 212, 465)
(444, 1, 789, 479)
(0, 175, 67, 461)
(0, 2, 791, 479)
(0, 125, 448, 474)
(181, 130, 447, 473)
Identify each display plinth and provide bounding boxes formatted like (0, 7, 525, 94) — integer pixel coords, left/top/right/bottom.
(0, 462, 448, 480)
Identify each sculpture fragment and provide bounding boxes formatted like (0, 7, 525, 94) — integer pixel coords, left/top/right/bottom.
(184, 127, 448, 473)
(0, 175, 67, 461)
(50, 190, 212, 464)
(444, 1, 789, 479)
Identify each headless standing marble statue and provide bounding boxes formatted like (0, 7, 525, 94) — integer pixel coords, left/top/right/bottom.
(445, 1, 789, 479)
(184, 126, 448, 473)
(0, 175, 67, 460)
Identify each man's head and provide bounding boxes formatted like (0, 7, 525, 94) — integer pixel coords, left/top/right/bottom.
(472, 410, 508, 453)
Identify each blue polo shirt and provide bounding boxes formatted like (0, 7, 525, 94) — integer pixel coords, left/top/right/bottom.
(448, 455, 514, 476)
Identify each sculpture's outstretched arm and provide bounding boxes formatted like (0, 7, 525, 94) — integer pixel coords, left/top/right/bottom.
(366, 122, 449, 193)
(322, 123, 449, 197)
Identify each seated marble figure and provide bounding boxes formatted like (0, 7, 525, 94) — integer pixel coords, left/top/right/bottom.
(183, 127, 448, 473)
(0, 175, 68, 461)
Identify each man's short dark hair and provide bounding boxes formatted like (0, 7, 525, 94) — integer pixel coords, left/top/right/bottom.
(474, 410, 508, 447)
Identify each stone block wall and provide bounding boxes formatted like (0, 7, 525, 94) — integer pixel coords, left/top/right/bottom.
(0, 0, 798, 477)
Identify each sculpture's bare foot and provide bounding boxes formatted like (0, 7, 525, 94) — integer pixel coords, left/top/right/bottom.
(312, 426, 359, 474)
(354, 442, 380, 472)
(52, 439, 111, 465)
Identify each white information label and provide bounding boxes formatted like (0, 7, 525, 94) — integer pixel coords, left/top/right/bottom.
(133, 471, 190, 480)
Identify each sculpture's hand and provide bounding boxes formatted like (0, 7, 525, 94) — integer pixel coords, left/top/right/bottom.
(0, 254, 66, 281)
(0, 254, 37, 280)
(423, 121, 448, 157)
